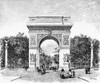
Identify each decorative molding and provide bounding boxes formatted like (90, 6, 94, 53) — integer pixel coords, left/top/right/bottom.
(62, 35, 69, 46)
(30, 53, 36, 62)
(30, 35, 37, 46)
(60, 46, 70, 49)
(52, 34, 62, 44)
(29, 29, 48, 33)
(29, 46, 39, 49)
(37, 34, 48, 45)
(63, 54, 68, 62)
(27, 26, 72, 31)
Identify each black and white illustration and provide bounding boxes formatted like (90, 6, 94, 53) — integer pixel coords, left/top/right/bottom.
(0, 0, 100, 83)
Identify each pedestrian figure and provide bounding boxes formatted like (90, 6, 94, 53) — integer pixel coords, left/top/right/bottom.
(60, 69, 65, 79)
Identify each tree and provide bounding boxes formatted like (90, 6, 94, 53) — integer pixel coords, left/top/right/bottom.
(70, 35, 91, 68)
(8, 33, 29, 68)
(0, 39, 4, 68)
(0, 33, 29, 68)
(93, 39, 99, 67)
(70, 34, 100, 68)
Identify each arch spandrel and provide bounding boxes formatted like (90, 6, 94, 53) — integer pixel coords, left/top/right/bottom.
(52, 34, 62, 44)
(37, 34, 62, 47)
(37, 34, 48, 46)
(38, 35, 60, 47)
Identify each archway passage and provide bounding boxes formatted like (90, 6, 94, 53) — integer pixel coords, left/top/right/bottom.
(39, 38, 59, 70)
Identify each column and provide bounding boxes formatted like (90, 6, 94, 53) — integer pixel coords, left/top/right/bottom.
(90, 42, 93, 68)
(5, 41, 8, 68)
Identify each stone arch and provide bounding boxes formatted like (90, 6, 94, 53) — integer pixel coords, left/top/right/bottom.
(27, 16, 73, 71)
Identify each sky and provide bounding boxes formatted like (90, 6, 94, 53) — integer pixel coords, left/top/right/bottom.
(0, 0, 100, 40)
(40, 39, 58, 56)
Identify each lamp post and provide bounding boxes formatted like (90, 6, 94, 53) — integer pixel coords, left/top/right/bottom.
(5, 40, 8, 68)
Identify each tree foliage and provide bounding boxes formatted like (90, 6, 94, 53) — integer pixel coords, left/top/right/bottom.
(40, 53, 52, 69)
(0, 32, 29, 68)
(39, 53, 59, 70)
(0, 39, 5, 68)
(0, 33, 99, 69)
(93, 39, 99, 67)
(70, 35, 99, 68)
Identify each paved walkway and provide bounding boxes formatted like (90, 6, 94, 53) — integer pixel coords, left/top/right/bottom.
(0, 68, 99, 83)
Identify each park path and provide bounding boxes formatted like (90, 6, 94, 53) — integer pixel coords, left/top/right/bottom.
(0, 69, 99, 83)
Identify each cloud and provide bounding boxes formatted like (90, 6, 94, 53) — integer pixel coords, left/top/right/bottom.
(0, 0, 100, 39)
(40, 39, 58, 56)
(71, 21, 100, 40)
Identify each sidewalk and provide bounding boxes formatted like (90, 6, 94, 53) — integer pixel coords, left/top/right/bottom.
(0, 68, 99, 83)
(76, 69, 100, 83)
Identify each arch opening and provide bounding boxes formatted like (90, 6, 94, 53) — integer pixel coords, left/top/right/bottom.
(39, 36, 60, 70)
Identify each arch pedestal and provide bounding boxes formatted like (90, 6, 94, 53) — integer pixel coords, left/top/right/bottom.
(27, 16, 73, 71)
